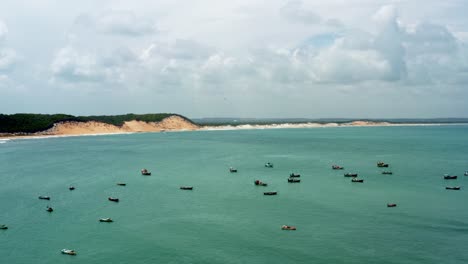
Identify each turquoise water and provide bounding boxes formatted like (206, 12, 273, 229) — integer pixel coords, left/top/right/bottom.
(1, 125, 468, 264)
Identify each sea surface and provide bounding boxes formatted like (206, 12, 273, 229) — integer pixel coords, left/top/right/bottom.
(1, 125, 468, 264)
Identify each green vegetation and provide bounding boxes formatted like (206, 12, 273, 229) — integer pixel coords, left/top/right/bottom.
(0, 113, 193, 133)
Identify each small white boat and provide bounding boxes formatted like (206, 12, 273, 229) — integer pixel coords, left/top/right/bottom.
(99, 218, 113, 222)
(61, 249, 77, 255)
(464, 171, 468, 176)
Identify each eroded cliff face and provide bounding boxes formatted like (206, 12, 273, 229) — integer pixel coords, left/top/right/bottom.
(42, 115, 199, 135)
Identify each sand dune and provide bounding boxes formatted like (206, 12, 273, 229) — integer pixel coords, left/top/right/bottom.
(42, 115, 199, 136)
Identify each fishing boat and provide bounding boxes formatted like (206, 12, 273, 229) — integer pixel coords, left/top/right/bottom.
(0, 224, 7, 230)
(265, 162, 274, 168)
(382, 171, 393, 175)
(61, 249, 77, 255)
(254, 180, 267, 186)
(443, 174, 457, 180)
(387, 203, 397, 207)
(117, 183, 126, 186)
(46, 206, 53, 212)
(377, 161, 389, 167)
(108, 197, 119, 202)
(289, 173, 300, 178)
(180, 186, 193, 190)
(69, 186, 75, 191)
(229, 167, 238, 173)
(141, 169, 151, 176)
(99, 218, 113, 222)
(351, 178, 364, 183)
(446, 186, 461, 190)
(264, 191, 277, 195)
(281, 225, 296, 230)
(332, 165, 344, 170)
(464, 171, 468, 176)
(38, 196, 50, 200)
(287, 178, 300, 183)
(344, 173, 358, 177)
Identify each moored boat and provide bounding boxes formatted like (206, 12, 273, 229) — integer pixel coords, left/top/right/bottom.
(377, 161, 389, 167)
(465, 171, 468, 176)
(46, 206, 53, 212)
(0, 224, 7, 230)
(69, 186, 75, 191)
(344, 173, 358, 177)
(141, 169, 151, 176)
(281, 225, 296, 230)
(287, 178, 300, 183)
(108, 197, 119, 202)
(332, 165, 344, 170)
(265, 162, 274, 168)
(117, 183, 126, 186)
(351, 178, 364, 183)
(254, 180, 267, 186)
(382, 171, 393, 175)
(444, 174, 457, 180)
(446, 186, 461, 190)
(387, 203, 397, 207)
(61, 249, 77, 255)
(99, 218, 113, 222)
(289, 173, 300, 178)
(180, 186, 193, 190)
(264, 191, 277, 195)
(229, 167, 238, 173)
(38, 196, 50, 200)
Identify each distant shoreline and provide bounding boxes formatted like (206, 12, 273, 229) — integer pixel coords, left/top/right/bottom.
(1, 120, 467, 141)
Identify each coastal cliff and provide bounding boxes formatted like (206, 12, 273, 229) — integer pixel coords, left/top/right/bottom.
(0, 114, 199, 138)
(45, 116, 199, 135)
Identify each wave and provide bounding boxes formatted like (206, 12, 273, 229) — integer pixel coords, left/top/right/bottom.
(199, 122, 468, 131)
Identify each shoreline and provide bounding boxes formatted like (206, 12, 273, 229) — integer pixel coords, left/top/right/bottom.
(1, 121, 467, 141)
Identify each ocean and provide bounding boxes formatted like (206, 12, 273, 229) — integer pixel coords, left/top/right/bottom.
(1, 125, 467, 264)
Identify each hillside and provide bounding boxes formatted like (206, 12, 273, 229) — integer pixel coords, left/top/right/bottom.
(0, 113, 197, 134)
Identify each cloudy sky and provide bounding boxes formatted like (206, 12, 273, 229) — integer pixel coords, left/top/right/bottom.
(1, 0, 467, 118)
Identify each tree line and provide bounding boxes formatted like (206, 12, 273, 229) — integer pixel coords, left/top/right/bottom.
(0, 113, 193, 133)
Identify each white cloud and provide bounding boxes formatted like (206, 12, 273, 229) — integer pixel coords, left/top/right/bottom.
(0, 20, 7, 43)
(50, 46, 105, 83)
(74, 10, 157, 37)
(2, 1, 467, 117)
(280, 0, 321, 24)
(0, 20, 16, 73)
(0, 48, 16, 71)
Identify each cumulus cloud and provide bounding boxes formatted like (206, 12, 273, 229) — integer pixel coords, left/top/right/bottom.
(280, 0, 321, 24)
(372, 5, 407, 80)
(0, 20, 16, 72)
(50, 46, 106, 83)
(0, 20, 7, 43)
(0, 49, 16, 71)
(140, 39, 213, 61)
(74, 11, 157, 36)
(39, 3, 468, 117)
(402, 22, 465, 85)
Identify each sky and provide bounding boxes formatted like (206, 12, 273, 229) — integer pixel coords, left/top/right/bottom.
(1, 0, 467, 118)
